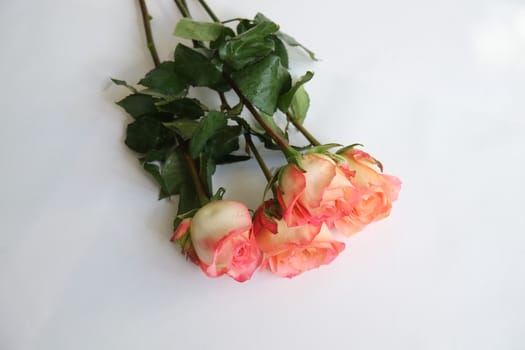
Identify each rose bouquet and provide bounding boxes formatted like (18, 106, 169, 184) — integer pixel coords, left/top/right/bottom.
(114, 0, 401, 282)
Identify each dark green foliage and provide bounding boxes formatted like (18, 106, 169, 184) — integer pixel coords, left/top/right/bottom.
(232, 55, 291, 115)
(114, 10, 319, 211)
(125, 117, 163, 153)
(158, 98, 205, 119)
(189, 111, 228, 158)
(139, 62, 188, 96)
(174, 44, 223, 87)
(219, 21, 279, 70)
(117, 94, 158, 118)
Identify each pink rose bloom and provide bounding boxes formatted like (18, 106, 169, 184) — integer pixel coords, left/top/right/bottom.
(172, 200, 261, 282)
(334, 149, 401, 235)
(254, 200, 345, 278)
(277, 153, 359, 228)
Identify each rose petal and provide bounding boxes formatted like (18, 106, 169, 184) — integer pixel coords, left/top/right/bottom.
(191, 200, 252, 265)
(255, 219, 322, 256)
(264, 224, 345, 278)
(300, 154, 336, 209)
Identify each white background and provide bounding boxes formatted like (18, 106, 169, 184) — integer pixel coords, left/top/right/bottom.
(1, 0, 524, 349)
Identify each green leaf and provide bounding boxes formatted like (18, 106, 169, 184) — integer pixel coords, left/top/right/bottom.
(240, 18, 279, 38)
(125, 117, 163, 153)
(117, 94, 158, 118)
(258, 111, 287, 141)
(143, 162, 170, 199)
(256, 132, 281, 150)
(157, 98, 205, 119)
(111, 78, 129, 86)
(178, 184, 201, 213)
(174, 44, 223, 87)
(140, 148, 171, 163)
(271, 36, 289, 68)
(253, 13, 272, 24)
(304, 143, 343, 155)
(336, 143, 365, 155)
(210, 27, 236, 50)
(174, 18, 225, 41)
(228, 101, 244, 115)
(189, 111, 228, 157)
(236, 19, 255, 34)
(231, 55, 291, 114)
(139, 62, 188, 96)
(277, 31, 317, 60)
(207, 125, 243, 162)
(219, 154, 251, 164)
(290, 85, 310, 124)
(174, 183, 201, 230)
(211, 187, 226, 201)
(253, 12, 317, 60)
(135, 88, 186, 100)
(162, 148, 192, 196)
(278, 71, 313, 112)
(218, 21, 279, 70)
(199, 153, 215, 195)
(111, 78, 137, 93)
(163, 119, 199, 140)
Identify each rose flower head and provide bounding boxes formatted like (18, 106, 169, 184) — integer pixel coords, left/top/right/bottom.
(253, 200, 345, 278)
(172, 200, 261, 282)
(334, 147, 401, 235)
(276, 152, 360, 229)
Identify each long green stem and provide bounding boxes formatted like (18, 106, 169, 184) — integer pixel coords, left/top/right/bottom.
(174, 0, 191, 17)
(286, 112, 321, 146)
(219, 92, 273, 181)
(244, 133, 272, 181)
(197, 0, 220, 22)
(183, 151, 209, 206)
(221, 18, 244, 24)
(138, 0, 160, 67)
(218, 92, 229, 111)
(224, 76, 294, 157)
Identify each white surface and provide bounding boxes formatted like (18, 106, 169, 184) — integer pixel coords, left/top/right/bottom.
(1, 0, 524, 349)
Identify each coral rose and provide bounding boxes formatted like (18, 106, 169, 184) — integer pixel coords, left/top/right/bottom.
(254, 200, 345, 278)
(172, 200, 261, 282)
(277, 153, 359, 228)
(334, 148, 401, 235)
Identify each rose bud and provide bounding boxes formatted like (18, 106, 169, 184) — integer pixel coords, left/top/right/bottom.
(175, 200, 262, 282)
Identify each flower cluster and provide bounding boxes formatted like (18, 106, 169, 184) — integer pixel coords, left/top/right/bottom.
(114, 0, 401, 282)
(171, 147, 400, 281)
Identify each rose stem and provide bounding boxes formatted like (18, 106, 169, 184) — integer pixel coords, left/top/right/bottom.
(137, 0, 210, 203)
(244, 133, 272, 181)
(183, 151, 210, 206)
(285, 112, 321, 146)
(196, 0, 220, 22)
(138, 0, 160, 67)
(217, 92, 229, 111)
(223, 75, 294, 158)
(219, 94, 273, 182)
(174, 0, 191, 17)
